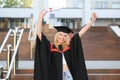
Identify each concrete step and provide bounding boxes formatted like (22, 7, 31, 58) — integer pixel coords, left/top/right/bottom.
(0, 60, 120, 80)
(0, 60, 34, 69)
(1, 60, 120, 70)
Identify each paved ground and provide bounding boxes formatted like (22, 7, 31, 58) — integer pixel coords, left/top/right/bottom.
(1, 60, 120, 69)
(0, 60, 34, 69)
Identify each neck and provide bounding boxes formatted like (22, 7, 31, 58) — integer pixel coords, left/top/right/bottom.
(58, 45, 63, 51)
(58, 43, 62, 45)
(58, 41, 63, 45)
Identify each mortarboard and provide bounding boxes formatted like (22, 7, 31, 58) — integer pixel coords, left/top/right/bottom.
(54, 26, 73, 34)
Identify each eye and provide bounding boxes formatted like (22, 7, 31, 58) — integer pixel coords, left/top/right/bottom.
(64, 34, 67, 38)
(59, 33, 62, 36)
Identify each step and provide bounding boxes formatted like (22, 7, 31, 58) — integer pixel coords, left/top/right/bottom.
(88, 69, 120, 80)
(81, 27, 120, 60)
(9, 69, 120, 80)
(0, 60, 34, 69)
(0, 29, 31, 60)
(11, 74, 33, 80)
(1, 60, 120, 80)
(1, 60, 120, 70)
(0, 27, 120, 60)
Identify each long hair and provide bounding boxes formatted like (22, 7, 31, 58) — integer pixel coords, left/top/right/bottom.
(54, 32, 70, 49)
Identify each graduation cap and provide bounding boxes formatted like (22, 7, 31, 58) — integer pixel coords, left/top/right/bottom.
(54, 26, 74, 34)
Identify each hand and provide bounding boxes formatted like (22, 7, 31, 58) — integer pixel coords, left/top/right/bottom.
(39, 9, 47, 20)
(91, 12, 97, 22)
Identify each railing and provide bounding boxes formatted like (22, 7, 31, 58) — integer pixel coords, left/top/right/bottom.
(0, 29, 12, 53)
(0, 65, 3, 79)
(28, 21, 36, 59)
(28, 26, 36, 41)
(110, 25, 120, 37)
(0, 27, 24, 80)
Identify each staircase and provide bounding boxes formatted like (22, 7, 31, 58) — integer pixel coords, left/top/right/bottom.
(0, 29, 31, 60)
(81, 27, 120, 60)
(0, 26, 120, 80)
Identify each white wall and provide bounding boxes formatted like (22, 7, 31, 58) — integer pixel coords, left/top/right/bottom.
(50, 8, 120, 19)
(95, 19, 112, 26)
(0, 8, 33, 18)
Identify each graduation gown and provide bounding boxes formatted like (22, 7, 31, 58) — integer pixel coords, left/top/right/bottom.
(34, 33, 88, 80)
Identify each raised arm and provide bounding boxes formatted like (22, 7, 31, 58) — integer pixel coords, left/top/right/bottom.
(37, 9, 47, 40)
(79, 12, 97, 37)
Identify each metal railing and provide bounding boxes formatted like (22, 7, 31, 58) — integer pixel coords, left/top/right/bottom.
(0, 65, 3, 79)
(0, 29, 12, 53)
(0, 27, 24, 80)
(110, 25, 120, 37)
(28, 21, 36, 59)
(28, 26, 36, 41)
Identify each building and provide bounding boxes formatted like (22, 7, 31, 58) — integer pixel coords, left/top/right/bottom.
(0, 0, 120, 29)
(48, 0, 120, 28)
(0, 0, 120, 80)
(0, 0, 47, 28)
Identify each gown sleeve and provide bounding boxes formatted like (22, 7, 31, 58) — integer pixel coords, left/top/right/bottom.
(34, 33, 51, 80)
(70, 33, 88, 80)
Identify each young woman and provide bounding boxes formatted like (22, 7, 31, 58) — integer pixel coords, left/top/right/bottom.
(34, 9, 96, 80)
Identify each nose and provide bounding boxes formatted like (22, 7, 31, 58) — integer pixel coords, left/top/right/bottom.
(61, 35, 64, 38)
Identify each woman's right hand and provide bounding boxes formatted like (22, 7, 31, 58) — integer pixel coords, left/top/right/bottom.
(37, 9, 47, 40)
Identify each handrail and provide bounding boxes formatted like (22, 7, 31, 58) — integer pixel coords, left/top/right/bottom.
(110, 25, 120, 37)
(6, 44, 12, 70)
(0, 29, 12, 53)
(29, 27, 36, 41)
(28, 21, 36, 41)
(0, 28, 24, 80)
(5, 29, 24, 80)
(28, 21, 36, 59)
(28, 28, 32, 40)
(0, 66, 3, 79)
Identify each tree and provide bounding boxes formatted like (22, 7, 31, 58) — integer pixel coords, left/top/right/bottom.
(3, 0, 18, 7)
(0, 0, 33, 8)
(0, 0, 3, 7)
(20, 0, 33, 8)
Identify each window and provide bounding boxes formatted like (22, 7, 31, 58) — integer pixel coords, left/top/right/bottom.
(112, 3, 120, 8)
(77, 1, 83, 8)
(95, 1, 108, 8)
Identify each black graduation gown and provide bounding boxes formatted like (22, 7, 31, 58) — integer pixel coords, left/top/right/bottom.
(34, 33, 88, 80)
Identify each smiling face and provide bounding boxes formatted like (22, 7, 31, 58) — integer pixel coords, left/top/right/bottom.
(54, 32, 70, 49)
(57, 32, 67, 45)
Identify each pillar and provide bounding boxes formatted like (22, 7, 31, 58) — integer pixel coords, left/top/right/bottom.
(82, 0, 92, 27)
